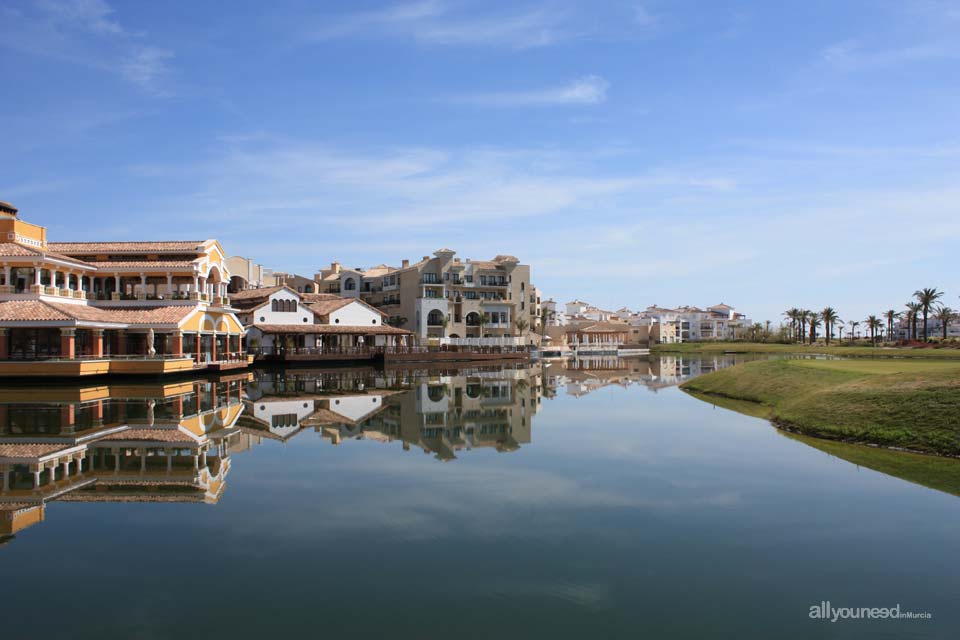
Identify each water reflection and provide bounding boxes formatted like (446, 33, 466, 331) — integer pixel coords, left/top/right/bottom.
(0, 356, 745, 543)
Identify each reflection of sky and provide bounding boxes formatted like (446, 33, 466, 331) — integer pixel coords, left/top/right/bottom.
(3, 375, 959, 637)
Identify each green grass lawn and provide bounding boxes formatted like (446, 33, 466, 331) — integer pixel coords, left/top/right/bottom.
(681, 359, 960, 457)
(652, 341, 960, 359)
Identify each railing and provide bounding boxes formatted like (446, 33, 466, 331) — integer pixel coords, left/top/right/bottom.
(252, 346, 382, 357)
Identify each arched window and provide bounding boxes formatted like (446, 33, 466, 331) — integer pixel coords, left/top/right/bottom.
(344, 277, 356, 291)
(271, 300, 278, 312)
(465, 312, 481, 326)
(427, 310, 444, 326)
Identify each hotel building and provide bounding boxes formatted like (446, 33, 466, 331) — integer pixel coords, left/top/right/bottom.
(314, 249, 538, 345)
(0, 201, 248, 377)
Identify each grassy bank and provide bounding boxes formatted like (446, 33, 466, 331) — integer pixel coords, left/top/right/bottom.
(681, 359, 960, 456)
(652, 341, 960, 359)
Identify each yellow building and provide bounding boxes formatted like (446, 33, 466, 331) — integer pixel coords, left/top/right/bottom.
(0, 201, 249, 377)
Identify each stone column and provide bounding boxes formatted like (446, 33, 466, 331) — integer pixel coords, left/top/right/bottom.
(91, 329, 104, 358)
(113, 274, 122, 300)
(60, 328, 76, 360)
(171, 331, 183, 357)
(211, 332, 218, 362)
(139, 274, 147, 300)
(195, 334, 203, 365)
(0, 328, 8, 360)
(167, 273, 174, 296)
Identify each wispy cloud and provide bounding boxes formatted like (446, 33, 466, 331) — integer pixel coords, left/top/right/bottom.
(305, 0, 570, 49)
(455, 75, 610, 106)
(0, 0, 173, 94)
(822, 39, 958, 70)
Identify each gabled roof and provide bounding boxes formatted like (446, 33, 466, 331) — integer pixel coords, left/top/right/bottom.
(47, 241, 207, 254)
(229, 285, 289, 308)
(306, 297, 388, 318)
(0, 242, 97, 268)
(0, 300, 195, 326)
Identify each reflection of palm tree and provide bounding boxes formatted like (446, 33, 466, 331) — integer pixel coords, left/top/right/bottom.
(540, 308, 555, 335)
(515, 318, 529, 337)
(478, 312, 489, 338)
(913, 288, 944, 341)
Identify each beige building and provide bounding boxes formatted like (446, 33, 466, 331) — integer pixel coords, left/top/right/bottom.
(315, 249, 538, 344)
(226, 256, 277, 292)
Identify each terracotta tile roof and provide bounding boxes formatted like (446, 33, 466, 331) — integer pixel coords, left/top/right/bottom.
(47, 241, 206, 254)
(84, 260, 198, 270)
(0, 443, 73, 458)
(53, 304, 195, 325)
(0, 243, 95, 267)
(0, 242, 39, 257)
(362, 264, 397, 277)
(304, 298, 354, 316)
(300, 293, 342, 303)
(100, 428, 197, 443)
(567, 322, 629, 333)
(0, 300, 75, 322)
(229, 285, 287, 301)
(256, 324, 411, 335)
(0, 300, 194, 325)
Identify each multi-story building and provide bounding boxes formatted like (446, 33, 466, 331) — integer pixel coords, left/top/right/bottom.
(636, 303, 751, 343)
(225, 256, 277, 292)
(0, 201, 248, 377)
(315, 249, 537, 343)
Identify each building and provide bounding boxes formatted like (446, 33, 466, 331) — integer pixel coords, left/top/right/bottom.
(0, 201, 248, 377)
(634, 303, 751, 343)
(229, 285, 413, 357)
(314, 249, 538, 346)
(272, 272, 319, 294)
(225, 256, 277, 292)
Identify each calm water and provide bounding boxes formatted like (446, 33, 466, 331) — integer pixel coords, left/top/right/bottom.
(1, 355, 957, 639)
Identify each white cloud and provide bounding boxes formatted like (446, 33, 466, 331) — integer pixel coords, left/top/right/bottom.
(456, 75, 610, 106)
(822, 39, 958, 69)
(0, 0, 172, 94)
(306, 0, 569, 49)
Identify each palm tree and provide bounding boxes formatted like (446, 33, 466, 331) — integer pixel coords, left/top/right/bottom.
(821, 307, 839, 345)
(913, 288, 944, 341)
(836, 319, 846, 343)
(808, 312, 821, 345)
(514, 318, 529, 337)
(848, 320, 860, 341)
(905, 302, 922, 341)
(477, 312, 489, 338)
(866, 315, 882, 346)
(935, 306, 955, 340)
(798, 309, 810, 343)
(539, 307, 555, 336)
(884, 309, 898, 343)
(783, 308, 800, 342)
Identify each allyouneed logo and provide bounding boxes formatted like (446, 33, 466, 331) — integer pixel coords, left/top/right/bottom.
(809, 602, 933, 623)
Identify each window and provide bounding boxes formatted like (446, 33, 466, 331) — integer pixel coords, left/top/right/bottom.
(344, 277, 356, 291)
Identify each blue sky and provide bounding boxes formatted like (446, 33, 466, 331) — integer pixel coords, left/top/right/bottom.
(1, 0, 958, 323)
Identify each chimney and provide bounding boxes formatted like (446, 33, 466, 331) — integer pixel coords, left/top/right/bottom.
(331, 262, 341, 274)
(401, 259, 410, 268)
(422, 256, 429, 262)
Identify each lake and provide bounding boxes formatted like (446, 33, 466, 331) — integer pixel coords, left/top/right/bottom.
(1, 355, 957, 638)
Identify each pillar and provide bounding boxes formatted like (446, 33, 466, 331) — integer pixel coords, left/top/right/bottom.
(60, 328, 76, 360)
(113, 274, 122, 299)
(211, 332, 218, 362)
(114, 450, 121, 471)
(2, 265, 10, 286)
(166, 451, 173, 472)
(0, 328, 8, 360)
(139, 274, 147, 300)
(34, 266, 42, 286)
(33, 469, 41, 488)
(140, 450, 147, 472)
(171, 331, 183, 357)
(196, 334, 203, 365)
(91, 329, 104, 358)
(167, 273, 174, 296)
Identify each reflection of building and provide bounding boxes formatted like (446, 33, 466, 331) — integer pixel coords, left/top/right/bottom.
(246, 365, 542, 461)
(0, 201, 248, 377)
(542, 354, 747, 397)
(0, 376, 249, 541)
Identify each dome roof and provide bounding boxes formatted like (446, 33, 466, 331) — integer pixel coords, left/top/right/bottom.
(0, 200, 17, 217)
